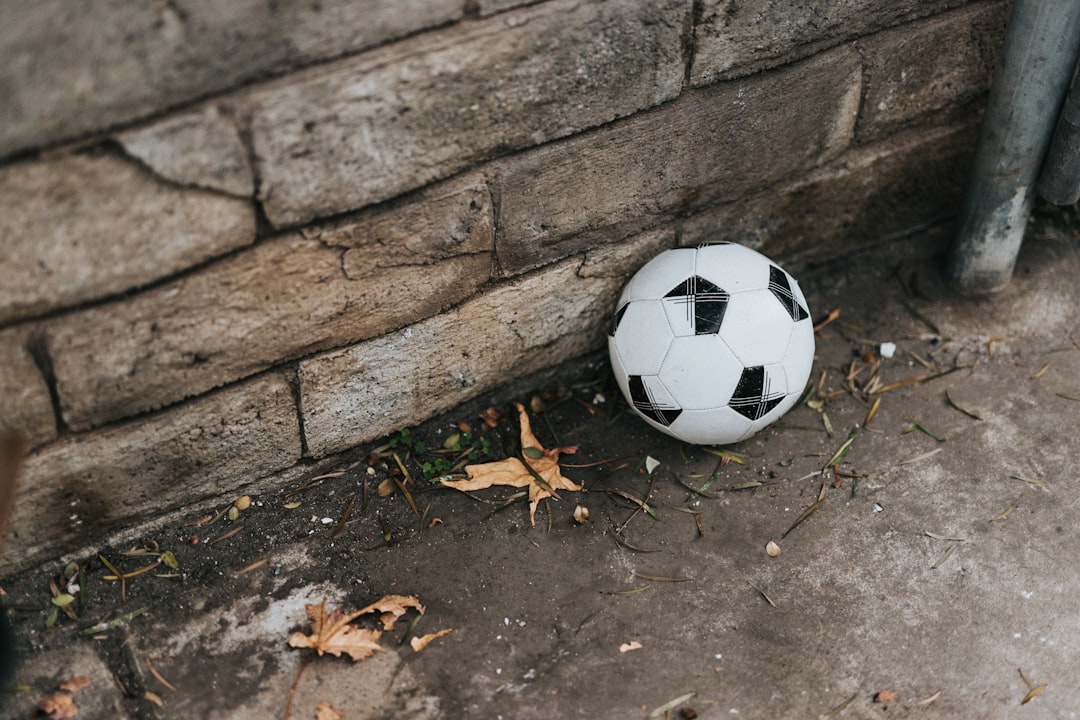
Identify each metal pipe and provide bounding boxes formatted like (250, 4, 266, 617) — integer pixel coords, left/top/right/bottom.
(945, 0, 1080, 296)
(1037, 65, 1080, 205)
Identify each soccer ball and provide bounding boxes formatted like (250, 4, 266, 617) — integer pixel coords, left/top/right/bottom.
(608, 243, 814, 445)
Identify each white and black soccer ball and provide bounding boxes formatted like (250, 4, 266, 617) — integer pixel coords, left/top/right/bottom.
(608, 243, 814, 445)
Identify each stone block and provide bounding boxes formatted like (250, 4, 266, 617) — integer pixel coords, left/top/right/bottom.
(856, 2, 1008, 141)
(299, 230, 672, 457)
(679, 124, 978, 267)
(690, 0, 973, 85)
(0, 151, 256, 325)
(0, 0, 464, 158)
(47, 177, 494, 430)
(2, 374, 300, 574)
(495, 47, 862, 275)
(0, 328, 56, 449)
(247, 0, 689, 227)
(116, 104, 254, 197)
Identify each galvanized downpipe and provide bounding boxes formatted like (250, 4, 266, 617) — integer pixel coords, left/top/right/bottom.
(945, 0, 1080, 296)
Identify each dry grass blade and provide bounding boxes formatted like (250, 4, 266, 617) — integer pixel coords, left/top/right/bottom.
(819, 691, 859, 719)
(916, 690, 942, 706)
(98, 554, 127, 602)
(782, 497, 826, 539)
(701, 448, 747, 464)
(607, 489, 657, 518)
(1018, 668, 1048, 705)
(209, 525, 244, 545)
(925, 531, 966, 541)
(814, 307, 841, 332)
(391, 454, 421, 517)
(145, 656, 177, 692)
(675, 474, 721, 499)
(331, 493, 357, 538)
(1010, 474, 1048, 487)
(611, 532, 660, 554)
(905, 420, 944, 442)
(863, 397, 882, 426)
(931, 545, 957, 569)
(283, 471, 346, 498)
(646, 691, 696, 719)
(822, 427, 858, 474)
(991, 507, 1015, 521)
(1031, 362, 1051, 379)
(604, 584, 653, 596)
(633, 571, 690, 583)
(945, 390, 982, 420)
(898, 448, 942, 466)
(235, 558, 270, 576)
(747, 580, 776, 607)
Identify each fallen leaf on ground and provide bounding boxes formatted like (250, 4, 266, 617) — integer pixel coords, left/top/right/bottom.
(288, 600, 383, 661)
(58, 676, 92, 693)
(36, 694, 78, 719)
(358, 594, 424, 631)
(316, 702, 344, 720)
(410, 628, 453, 652)
(442, 403, 580, 525)
(619, 641, 643, 653)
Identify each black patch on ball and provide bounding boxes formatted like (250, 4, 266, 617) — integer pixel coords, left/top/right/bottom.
(663, 276, 730, 335)
(628, 375, 682, 427)
(729, 366, 785, 421)
(768, 266, 809, 322)
(611, 303, 630, 336)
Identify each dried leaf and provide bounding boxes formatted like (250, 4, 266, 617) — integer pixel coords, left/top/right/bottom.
(288, 601, 383, 661)
(410, 628, 452, 652)
(358, 594, 424, 631)
(57, 676, 92, 694)
(1022, 683, 1048, 704)
(619, 641, 643, 653)
(36, 694, 78, 719)
(316, 701, 344, 720)
(442, 403, 580, 525)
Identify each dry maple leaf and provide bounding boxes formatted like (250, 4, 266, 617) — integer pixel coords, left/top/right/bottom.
(442, 402, 580, 525)
(316, 701, 344, 720)
(36, 694, 78, 719)
(410, 628, 453, 652)
(58, 676, 92, 694)
(358, 594, 424, 630)
(288, 600, 383, 661)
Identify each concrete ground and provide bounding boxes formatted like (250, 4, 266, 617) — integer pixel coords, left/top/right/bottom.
(2, 206, 1079, 719)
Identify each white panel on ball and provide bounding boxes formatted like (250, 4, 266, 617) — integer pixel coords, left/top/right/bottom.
(610, 300, 674, 376)
(718, 289, 796, 367)
(662, 335, 743, 411)
(621, 247, 697, 300)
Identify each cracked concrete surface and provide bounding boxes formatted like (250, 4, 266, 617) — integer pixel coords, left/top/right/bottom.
(2, 210, 1079, 719)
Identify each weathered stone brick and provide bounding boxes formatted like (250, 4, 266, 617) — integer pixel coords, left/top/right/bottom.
(47, 176, 494, 430)
(0, 151, 256, 324)
(679, 124, 978, 266)
(2, 374, 300, 574)
(856, 3, 1008, 141)
(117, 104, 254, 197)
(248, 0, 689, 227)
(0, 0, 464, 158)
(495, 47, 862, 275)
(0, 328, 56, 449)
(691, 0, 974, 85)
(299, 230, 672, 457)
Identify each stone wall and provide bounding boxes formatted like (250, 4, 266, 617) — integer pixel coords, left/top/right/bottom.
(0, 0, 1009, 572)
